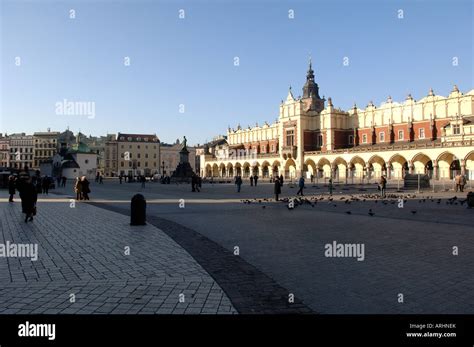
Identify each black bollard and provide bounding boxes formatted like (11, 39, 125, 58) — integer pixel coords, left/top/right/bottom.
(467, 192, 474, 208)
(130, 194, 146, 225)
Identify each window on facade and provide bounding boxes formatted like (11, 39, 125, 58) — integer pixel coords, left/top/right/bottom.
(286, 129, 294, 147)
(317, 134, 323, 147)
(121, 162, 124, 167)
(362, 134, 367, 144)
(348, 135, 354, 145)
(379, 132, 385, 142)
(137, 153, 141, 158)
(419, 128, 425, 139)
(398, 130, 404, 140)
(453, 124, 461, 135)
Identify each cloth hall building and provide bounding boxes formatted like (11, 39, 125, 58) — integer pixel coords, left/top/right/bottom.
(200, 61, 474, 182)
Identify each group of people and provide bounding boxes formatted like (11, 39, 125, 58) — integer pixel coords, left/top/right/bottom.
(55, 176, 68, 188)
(8, 174, 38, 223)
(74, 176, 91, 200)
(454, 174, 467, 192)
(191, 173, 202, 192)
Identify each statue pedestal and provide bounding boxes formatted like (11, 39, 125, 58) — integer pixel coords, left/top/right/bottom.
(171, 147, 195, 183)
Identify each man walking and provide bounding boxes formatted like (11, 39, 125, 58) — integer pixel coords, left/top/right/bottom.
(235, 175, 243, 193)
(297, 176, 305, 196)
(254, 175, 258, 187)
(379, 175, 387, 198)
(274, 177, 281, 201)
(8, 175, 16, 202)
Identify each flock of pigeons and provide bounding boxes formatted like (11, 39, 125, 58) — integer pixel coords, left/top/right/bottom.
(240, 193, 470, 216)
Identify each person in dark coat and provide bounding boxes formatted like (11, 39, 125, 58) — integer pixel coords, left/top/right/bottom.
(254, 175, 258, 186)
(297, 176, 305, 196)
(61, 176, 67, 187)
(250, 175, 254, 186)
(74, 177, 83, 200)
(191, 173, 200, 192)
(274, 177, 281, 201)
(42, 176, 50, 195)
(235, 175, 243, 192)
(81, 176, 91, 200)
(19, 177, 37, 223)
(8, 176, 16, 202)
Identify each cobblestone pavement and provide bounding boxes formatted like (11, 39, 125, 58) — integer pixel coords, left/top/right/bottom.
(0, 201, 237, 314)
(53, 181, 474, 314)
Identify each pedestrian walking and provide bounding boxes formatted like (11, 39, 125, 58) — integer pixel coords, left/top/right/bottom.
(379, 175, 387, 198)
(8, 175, 16, 202)
(61, 176, 67, 187)
(19, 177, 37, 223)
(141, 175, 146, 189)
(119, 175, 123, 184)
(455, 174, 461, 192)
(191, 173, 200, 192)
(459, 175, 467, 192)
(329, 177, 333, 195)
(254, 175, 259, 186)
(99, 174, 104, 184)
(235, 175, 243, 193)
(81, 176, 91, 200)
(42, 176, 50, 195)
(74, 177, 83, 200)
(250, 175, 254, 186)
(297, 176, 305, 196)
(274, 177, 281, 201)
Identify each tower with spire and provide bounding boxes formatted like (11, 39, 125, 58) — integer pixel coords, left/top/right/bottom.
(302, 56, 325, 113)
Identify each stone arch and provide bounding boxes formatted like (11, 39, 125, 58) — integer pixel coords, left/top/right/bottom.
(212, 163, 219, 177)
(317, 158, 331, 178)
(235, 162, 242, 176)
(437, 151, 458, 179)
(284, 158, 297, 179)
(261, 161, 271, 178)
(219, 163, 226, 177)
(367, 155, 386, 179)
(465, 151, 474, 180)
(332, 157, 348, 180)
(304, 159, 317, 179)
(411, 152, 433, 176)
(272, 160, 281, 177)
(242, 162, 251, 178)
(349, 156, 366, 179)
(205, 164, 212, 177)
(251, 160, 260, 176)
(388, 154, 409, 179)
(226, 162, 234, 177)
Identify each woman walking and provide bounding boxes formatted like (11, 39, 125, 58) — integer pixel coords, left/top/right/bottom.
(274, 177, 281, 201)
(19, 177, 38, 223)
(81, 176, 91, 200)
(8, 175, 16, 202)
(74, 177, 83, 200)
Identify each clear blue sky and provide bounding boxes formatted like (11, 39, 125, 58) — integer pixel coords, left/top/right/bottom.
(1, 0, 472, 145)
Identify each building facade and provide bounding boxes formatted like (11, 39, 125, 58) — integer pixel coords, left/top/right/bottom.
(161, 139, 197, 176)
(9, 133, 34, 170)
(0, 135, 9, 168)
(105, 133, 160, 177)
(33, 130, 60, 170)
(201, 61, 474, 182)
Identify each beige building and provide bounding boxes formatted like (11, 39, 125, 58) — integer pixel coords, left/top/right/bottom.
(9, 133, 34, 170)
(201, 60, 474, 182)
(160, 139, 197, 176)
(105, 133, 160, 177)
(0, 135, 9, 168)
(33, 130, 60, 170)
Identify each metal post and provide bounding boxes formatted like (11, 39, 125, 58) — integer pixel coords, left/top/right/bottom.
(417, 173, 420, 193)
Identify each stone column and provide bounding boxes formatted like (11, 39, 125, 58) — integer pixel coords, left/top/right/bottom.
(385, 162, 391, 179)
(432, 160, 438, 180)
